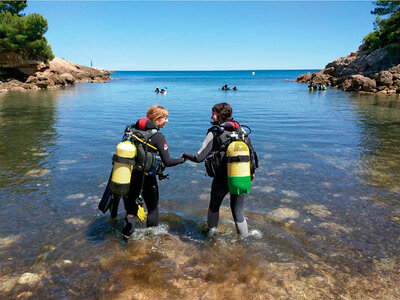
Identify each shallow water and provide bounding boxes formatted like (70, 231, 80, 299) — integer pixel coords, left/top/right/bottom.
(1, 71, 400, 299)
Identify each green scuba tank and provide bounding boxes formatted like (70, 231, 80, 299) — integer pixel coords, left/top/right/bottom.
(226, 140, 251, 195)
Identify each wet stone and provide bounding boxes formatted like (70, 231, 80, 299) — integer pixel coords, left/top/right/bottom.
(270, 207, 300, 220)
(261, 186, 275, 193)
(199, 193, 209, 200)
(18, 273, 40, 285)
(67, 193, 85, 199)
(291, 163, 311, 170)
(0, 235, 19, 247)
(304, 204, 332, 218)
(25, 169, 50, 177)
(281, 198, 292, 203)
(64, 218, 85, 225)
(319, 222, 351, 234)
(281, 190, 300, 198)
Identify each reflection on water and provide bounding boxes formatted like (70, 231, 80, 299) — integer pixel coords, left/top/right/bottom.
(1, 74, 400, 299)
(0, 91, 58, 193)
(351, 93, 400, 195)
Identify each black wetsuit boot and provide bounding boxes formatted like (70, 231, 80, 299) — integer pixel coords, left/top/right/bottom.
(122, 214, 136, 237)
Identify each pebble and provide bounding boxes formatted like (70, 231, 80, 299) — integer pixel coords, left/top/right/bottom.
(18, 273, 40, 285)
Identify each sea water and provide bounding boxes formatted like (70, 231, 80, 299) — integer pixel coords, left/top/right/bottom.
(1, 70, 400, 299)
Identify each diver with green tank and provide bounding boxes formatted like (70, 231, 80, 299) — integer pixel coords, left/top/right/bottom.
(182, 103, 258, 238)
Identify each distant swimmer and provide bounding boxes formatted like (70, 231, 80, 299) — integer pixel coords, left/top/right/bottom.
(155, 87, 160, 93)
(221, 84, 230, 91)
(233, 86, 238, 91)
(161, 88, 167, 94)
(308, 83, 318, 91)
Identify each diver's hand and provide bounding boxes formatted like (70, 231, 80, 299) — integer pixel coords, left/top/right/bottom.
(180, 153, 187, 162)
(251, 174, 255, 181)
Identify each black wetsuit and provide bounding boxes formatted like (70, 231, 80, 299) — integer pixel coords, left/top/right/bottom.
(183, 121, 256, 236)
(123, 118, 184, 232)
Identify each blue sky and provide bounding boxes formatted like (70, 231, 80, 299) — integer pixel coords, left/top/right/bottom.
(26, 1, 376, 71)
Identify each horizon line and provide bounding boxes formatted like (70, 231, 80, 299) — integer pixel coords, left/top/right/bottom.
(109, 68, 320, 72)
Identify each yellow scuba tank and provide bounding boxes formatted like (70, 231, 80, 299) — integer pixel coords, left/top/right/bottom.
(110, 141, 137, 196)
(226, 140, 251, 194)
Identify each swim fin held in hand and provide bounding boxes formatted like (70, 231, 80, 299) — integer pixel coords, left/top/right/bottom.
(137, 204, 147, 222)
(98, 171, 120, 217)
(98, 172, 112, 213)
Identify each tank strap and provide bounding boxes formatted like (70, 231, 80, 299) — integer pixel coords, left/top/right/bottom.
(112, 154, 136, 165)
(132, 134, 157, 151)
(226, 155, 250, 163)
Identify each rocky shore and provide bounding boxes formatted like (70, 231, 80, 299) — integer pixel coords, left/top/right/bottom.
(297, 48, 400, 95)
(0, 54, 111, 93)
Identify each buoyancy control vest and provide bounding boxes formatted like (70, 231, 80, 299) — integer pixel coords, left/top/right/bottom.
(205, 121, 259, 194)
(124, 120, 166, 176)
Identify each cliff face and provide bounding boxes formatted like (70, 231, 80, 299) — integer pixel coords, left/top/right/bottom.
(297, 48, 400, 95)
(0, 53, 111, 93)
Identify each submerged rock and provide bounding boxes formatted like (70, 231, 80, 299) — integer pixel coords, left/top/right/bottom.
(260, 186, 275, 193)
(18, 273, 40, 285)
(0, 235, 20, 247)
(304, 204, 331, 218)
(270, 207, 300, 220)
(281, 190, 300, 198)
(319, 222, 351, 234)
(25, 169, 50, 177)
(64, 218, 85, 225)
(67, 193, 85, 199)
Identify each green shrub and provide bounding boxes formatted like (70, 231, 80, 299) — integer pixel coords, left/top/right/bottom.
(0, 2, 54, 61)
(363, 2, 400, 54)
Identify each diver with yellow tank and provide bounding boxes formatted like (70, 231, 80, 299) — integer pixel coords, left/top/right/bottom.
(182, 103, 258, 238)
(99, 105, 186, 238)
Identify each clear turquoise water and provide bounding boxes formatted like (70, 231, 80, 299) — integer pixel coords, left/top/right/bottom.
(1, 70, 400, 298)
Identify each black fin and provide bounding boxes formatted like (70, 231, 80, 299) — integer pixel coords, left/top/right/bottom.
(98, 171, 113, 213)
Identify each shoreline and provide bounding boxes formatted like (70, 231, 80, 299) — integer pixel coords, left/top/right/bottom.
(0, 57, 111, 93)
(297, 48, 400, 95)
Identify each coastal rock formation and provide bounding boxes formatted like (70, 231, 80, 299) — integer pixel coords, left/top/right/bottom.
(0, 54, 111, 93)
(297, 48, 400, 94)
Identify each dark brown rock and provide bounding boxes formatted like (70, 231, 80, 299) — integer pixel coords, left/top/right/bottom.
(352, 75, 376, 92)
(36, 79, 53, 89)
(297, 72, 312, 83)
(297, 46, 400, 95)
(59, 73, 75, 84)
(376, 71, 393, 86)
(311, 70, 331, 85)
(323, 67, 335, 75)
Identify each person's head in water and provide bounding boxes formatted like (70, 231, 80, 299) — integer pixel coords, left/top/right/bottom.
(147, 104, 169, 128)
(211, 103, 232, 123)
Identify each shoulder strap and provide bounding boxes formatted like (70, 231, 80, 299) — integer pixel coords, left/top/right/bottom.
(129, 128, 159, 151)
(208, 124, 224, 134)
(132, 134, 157, 151)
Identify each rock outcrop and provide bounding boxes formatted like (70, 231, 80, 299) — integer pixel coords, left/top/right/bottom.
(297, 48, 400, 95)
(0, 54, 111, 93)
